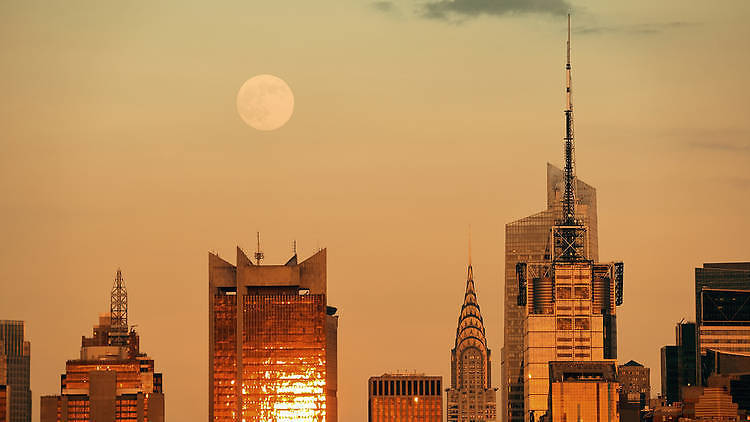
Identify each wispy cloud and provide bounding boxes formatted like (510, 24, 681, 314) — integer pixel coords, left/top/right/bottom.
(420, 0, 571, 21)
(687, 140, 750, 153)
(575, 21, 697, 35)
(371, 1, 398, 13)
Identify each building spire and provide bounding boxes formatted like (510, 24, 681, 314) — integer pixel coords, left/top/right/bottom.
(563, 13, 576, 225)
(553, 13, 587, 262)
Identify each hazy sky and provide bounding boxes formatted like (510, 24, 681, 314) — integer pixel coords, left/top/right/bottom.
(1, 1, 749, 421)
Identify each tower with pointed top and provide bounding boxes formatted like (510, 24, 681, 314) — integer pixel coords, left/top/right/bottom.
(447, 260, 497, 421)
(514, 15, 624, 421)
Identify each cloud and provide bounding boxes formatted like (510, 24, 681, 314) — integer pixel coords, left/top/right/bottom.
(687, 140, 750, 153)
(575, 21, 696, 35)
(421, 0, 571, 21)
(371, 1, 397, 13)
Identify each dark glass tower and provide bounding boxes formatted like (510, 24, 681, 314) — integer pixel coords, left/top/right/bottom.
(694, 262, 750, 385)
(0, 321, 31, 422)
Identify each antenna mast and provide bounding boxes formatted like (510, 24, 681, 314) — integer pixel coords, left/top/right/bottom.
(110, 268, 129, 345)
(254, 232, 264, 264)
(553, 13, 587, 262)
(563, 13, 576, 225)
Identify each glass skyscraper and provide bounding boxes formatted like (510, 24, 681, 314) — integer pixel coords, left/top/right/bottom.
(0, 321, 31, 422)
(209, 247, 338, 422)
(501, 164, 598, 422)
(694, 262, 750, 385)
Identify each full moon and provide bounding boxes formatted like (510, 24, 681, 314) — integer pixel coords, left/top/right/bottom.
(236, 74, 294, 131)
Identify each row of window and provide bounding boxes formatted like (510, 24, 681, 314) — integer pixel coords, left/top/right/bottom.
(371, 379, 441, 396)
(556, 318, 590, 330)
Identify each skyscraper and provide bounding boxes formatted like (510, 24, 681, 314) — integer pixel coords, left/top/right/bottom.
(659, 345, 679, 404)
(40, 270, 164, 422)
(0, 321, 31, 422)
(368, 373, 442, 421)
(515, 16, 623, 421)
(659, 321, 698, 404)
(694, 262, 750, 385)
(502, 164, 598, 422)
(209, 245, 338, 422)
(447, 260, 497, 421)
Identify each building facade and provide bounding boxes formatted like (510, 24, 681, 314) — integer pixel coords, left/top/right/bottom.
(617, 360, 650, 409)
(447, 263, 496, 421)
(40, 271, 164, 422)
(0, 384, 8, 422)
(547, 361, 619, 422)
(660, 345, 679, 404)
(209, 247, 338, 422)
(695, 262, 750, 385)
(368, 373, 442, 421)
(503, 164, 599, 422)
(0, 321, 31, 422)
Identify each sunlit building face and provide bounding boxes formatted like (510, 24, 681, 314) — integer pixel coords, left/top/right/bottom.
(209, 247, 338, 422)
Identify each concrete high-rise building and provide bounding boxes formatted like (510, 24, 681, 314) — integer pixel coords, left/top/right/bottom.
(40, 270, 164, 422)
(617, 360, 650, 408)
(695, 262, 750, 385)
(503, 164, 598, 422)
(514, 16, 623, 422)
(0, 321, 31, 422)
(547, 361, 619, 422)
(209, 246, 338, 422)
(368, 373, 442, 421)
(447, 261, 496, 421)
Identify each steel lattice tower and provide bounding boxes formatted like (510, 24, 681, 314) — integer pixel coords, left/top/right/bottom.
(554, 14, 588, 263)
(110, 269, 128, 345)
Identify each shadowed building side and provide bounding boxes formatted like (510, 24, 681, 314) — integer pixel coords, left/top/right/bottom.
(0, 321, 31, 422)
(208, 246, 337, 422)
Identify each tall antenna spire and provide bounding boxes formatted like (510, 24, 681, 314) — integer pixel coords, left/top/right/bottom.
(110, 268, 128, 345)
(563, 13, 576, 225)
(553, 13, 587, 262)
(254, 232, 264, 264)
(468, 225, 472, 267)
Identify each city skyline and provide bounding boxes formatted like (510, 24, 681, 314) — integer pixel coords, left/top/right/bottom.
(1, 1, 750, 421)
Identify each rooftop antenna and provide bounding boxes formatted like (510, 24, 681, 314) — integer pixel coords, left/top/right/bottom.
(254, 232, 264, 264)
(293, 239, 297, 256)
(554, 13, 587, 262)
(468, 225, 472, 267)
(563, 13, 576, 226)
(468, 225, 474, 280)
(110, 268, 128, 345)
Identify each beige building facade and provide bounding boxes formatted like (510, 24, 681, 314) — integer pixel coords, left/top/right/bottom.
(368, 373, 442, 421)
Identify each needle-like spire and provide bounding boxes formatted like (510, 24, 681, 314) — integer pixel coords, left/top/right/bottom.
(563, 13, 577, 225)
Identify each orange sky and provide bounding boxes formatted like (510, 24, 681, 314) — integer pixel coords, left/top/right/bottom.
(1, 1, 749, 421)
